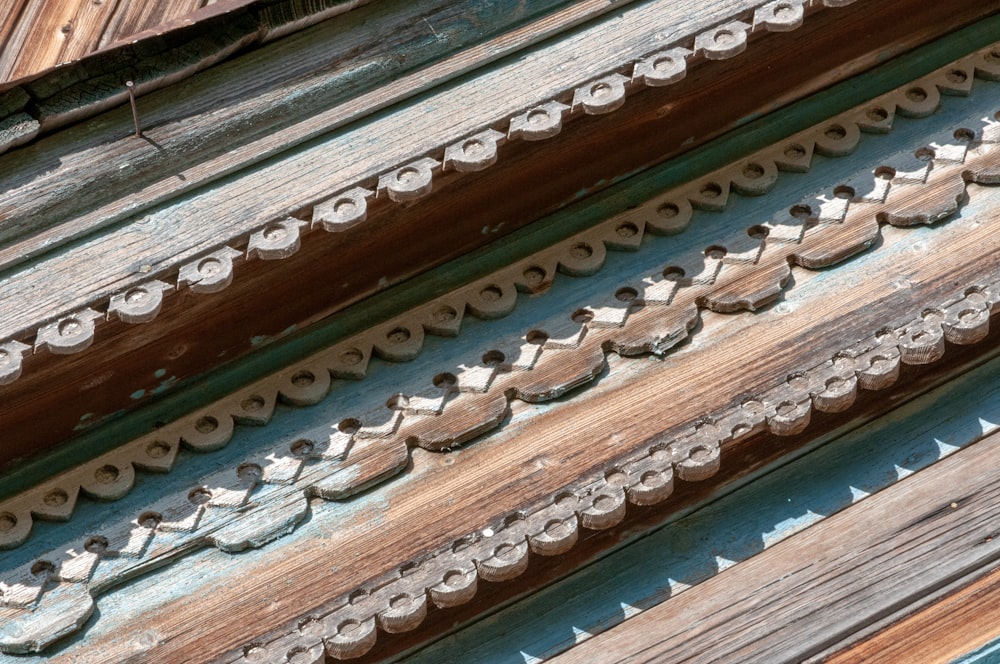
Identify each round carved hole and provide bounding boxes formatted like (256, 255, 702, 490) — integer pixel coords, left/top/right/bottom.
(433, 372, 457, 389)
(479, 285, 503, 302)
(333, 198, 357, 217)
(58, 318, 82, 337)
(657, 202, 680, 218)
(0, 512, 17, 532)
(905, 87, 928, 102)
(31, 560, 55, 579)
(947, 69, 969, 84)
(84, 535, 108, 555)
(290, 439, 314, 456)
(146, 440, 171, 459)
(237, 463, 262, 482)
(915, 147, 935, 161)
(188, 488, 212, 505)
(195, 415, 218, 433)
(94, 464, 119, 484)
(338, 418, 361, 434)
(432, 305, 457, 323)
(866, 106, 888, 122)
(834, 185, 855, 200)
(742, 162, 765, 179)
(386, 327, 411, 344)
(784, 143, 806, 160)
(139, 511, 162, 529)
(824, 124, 847, 141)
(705, 245, 727, 260)
(522, 266, 547, 287)
(571, 308, 593, 324)
(615, 286, 638, 302)
(699, 182, 723, 199)
(43, 489, 69, 506)
(569, 243, 594, 259)
(291, 370, 315, 387)
(241, 395, 266, 412)
(482, 350, 505, 366)
(526, 329, 549, 345)
(790, 204, 811, 219)
(874, 166, 896, 181)
(616, 222, 639, 238)
(198, 258, 222, 277)
(954, 128, 976, 142)
(339, 348, 364, 365)
(662, 266, 685, 280)
(262, 225, 287, 242)
(747, 225, 769, 239)
(124, 288, 149, 305)
(386, 394, 409, 410)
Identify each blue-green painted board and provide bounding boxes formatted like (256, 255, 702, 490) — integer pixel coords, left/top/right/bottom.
(955, 638, 1000, 664)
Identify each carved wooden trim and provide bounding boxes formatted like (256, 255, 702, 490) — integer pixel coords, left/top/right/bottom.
(1, 49, 994, 545)
(3, 56, 1000, 653)
(0, 0, 922, 388)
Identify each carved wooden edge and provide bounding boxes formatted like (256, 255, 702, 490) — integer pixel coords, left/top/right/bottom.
(217, 216, 1000, 662)
(226, 234, 1000, 659)
(0, 0, 879, 385)
(1, 48, 996, 547)
(3, 77, 1000, 654)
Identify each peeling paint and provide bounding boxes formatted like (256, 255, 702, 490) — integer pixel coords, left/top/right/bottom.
(130, 389, 146, 400)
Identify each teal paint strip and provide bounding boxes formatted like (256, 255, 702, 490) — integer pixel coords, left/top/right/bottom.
(3, 17, 1000, 500)
(403, 352, 1000, 664)
(954, 638, 1000, 664)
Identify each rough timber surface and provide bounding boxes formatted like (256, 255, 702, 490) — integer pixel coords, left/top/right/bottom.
(1, 0, 996, 469)
(5, 60, 1000, 658)
(820, 561, 1000, 664)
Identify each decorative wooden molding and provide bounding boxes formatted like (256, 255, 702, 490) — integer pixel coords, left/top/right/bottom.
(3, 51, 996, 549)
(3, 76, 1000, 653)
(217, 268, 1000, 662)
(1, 0, 980, 392)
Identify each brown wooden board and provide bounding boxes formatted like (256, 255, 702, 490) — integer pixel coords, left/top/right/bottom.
(820, 562, 1000, 664)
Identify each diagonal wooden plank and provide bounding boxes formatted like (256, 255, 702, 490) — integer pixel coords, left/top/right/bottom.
(548, 432, 1000, 664)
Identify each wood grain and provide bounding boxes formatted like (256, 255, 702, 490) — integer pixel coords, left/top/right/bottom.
(547, 432, 1000, 664)
(8, 112, 1000, 659)
(0, 0, 994, 468)
(821, 563, 1000, 664)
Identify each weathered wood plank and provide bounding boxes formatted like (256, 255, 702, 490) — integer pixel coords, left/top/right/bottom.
(821, 562, 1000, 664)
(6, 95, 1000, 658)
(98, 0, 204, 48)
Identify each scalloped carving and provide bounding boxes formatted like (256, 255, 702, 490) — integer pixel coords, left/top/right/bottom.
(4, 51, 1000, 654)
(0, 0, 903, 383)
